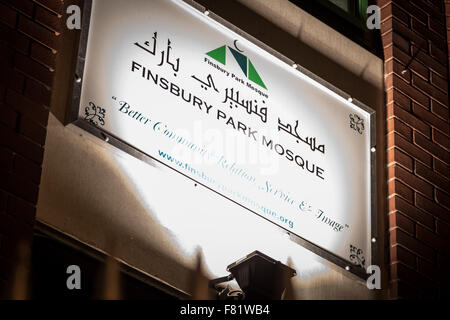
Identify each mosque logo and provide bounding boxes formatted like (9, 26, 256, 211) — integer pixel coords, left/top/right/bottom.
(206, 41, 267, 89)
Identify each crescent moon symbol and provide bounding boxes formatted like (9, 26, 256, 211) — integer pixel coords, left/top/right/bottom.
(234, 40, 244, 53)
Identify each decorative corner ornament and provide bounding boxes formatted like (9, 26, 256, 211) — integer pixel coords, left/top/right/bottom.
(349, 113, 364, 134)
(349, 244, 366, 268)
(84, 101, 105, 126)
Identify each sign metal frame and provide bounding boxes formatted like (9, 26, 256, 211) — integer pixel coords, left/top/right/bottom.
(69, 0, 377, 280)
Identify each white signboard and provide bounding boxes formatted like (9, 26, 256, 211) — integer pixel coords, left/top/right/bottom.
(75, 0, 376, 271)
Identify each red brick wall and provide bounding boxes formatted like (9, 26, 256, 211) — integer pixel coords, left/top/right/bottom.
(380, 0, 450, 299)
(0, 0, 63, 299)
(447, 1, 450, 74)
(1, 0, 449, 300)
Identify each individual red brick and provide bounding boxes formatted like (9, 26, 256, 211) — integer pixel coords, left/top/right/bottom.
(416, 161, 450, 191)
(389, 164, 434, 199)
(388, 179, 415, 203)
(411, 18, 446, 51)
(35, 5, 62, 33)
(389, 196, 435, 228)
(389, 211, 416, 235)
(19, 116, 47, 146)
(17, 15, 59, 50)
(416, 224, 450, 254)
(412, 75, 449, 107)
(429, 0, 444, 12)
(0, 2, 17, 28)
(0, 170, 38, 204)
(387, 91, 411, 112)
(1, 67, 24, 93)
(388, 132, 433, 167)
(0, 147, 14, 172)
(24, 77, 51, 107)
(411, 0, 444, 19)
(430, 100, 449, 121)
(416, 192, 450, 224)
(429, 15, 446, 34)
(417, 258, 441, 282)
(387, 148, 414, 170)
(385, 59, 410, 83)
(380, 17, 393, 36)
(387, 117, 412, 140)
(382, 31, 410, 54)
(378, 0, 391, 9)
(8, 69, 25, 93)
(14, 53, 54, 88)
(385, 73, 394, 89)
(414, 131, 449, 163)
(406, 58, 429, 81)
(436, 219, 450, 240)
(30, 42, 56, 69)
(386, 46, 429, 81)
(0, 125, 43, 164)
(432, 129, 450, 151)
(384, 44, 403, 63)
(391, 262, 438, 290)
(389, 104, 431, 138)
(390, 244, 417, 269)
(413, 103, 449, 134)
(5, 89, 49, 127)
(413, 46, 448, 78)
(381, 2, 410, 25)
(4, 0, 34, 18)
(33, 0, 65, 15)
(13, 154, 42, 184)
(396, 0, 429, 24)
(0, 24, 30, 55)
(0, 43, 14, 69)
(387, 17, 428, 47)
(0, 104, 18, 129)
(6, 196, 35, 224)
(429, 43, 448, 66)
(0, 171, 15, 193)
(434, 158, 450, 178)
(410, 15, 428, 31)
(389, 229, 436, 263)
(435, 189, 450, 210)
(393, 74, 430, 108)
(430, 72, 448, 93)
